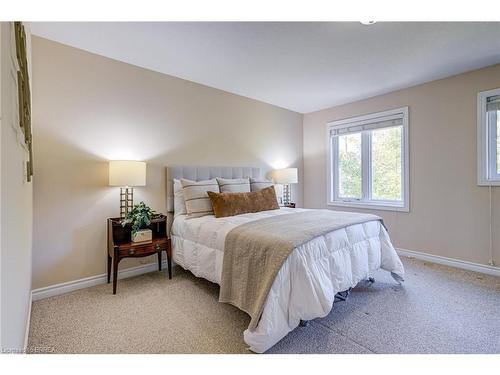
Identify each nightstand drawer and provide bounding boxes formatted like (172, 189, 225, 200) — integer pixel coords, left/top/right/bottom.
(118, 241, 166, 257)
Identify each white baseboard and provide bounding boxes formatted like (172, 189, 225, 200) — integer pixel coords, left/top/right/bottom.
(31, 249, 498, 302)
(32, 261, 168, 301)
(396, 248, 500, 277)
(23, 291, 32, 351)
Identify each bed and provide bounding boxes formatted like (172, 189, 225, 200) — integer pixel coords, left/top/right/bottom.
(167, 166, 405, 353)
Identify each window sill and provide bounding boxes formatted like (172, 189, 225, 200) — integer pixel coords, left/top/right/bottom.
(477, 179, 500, 186)
(327, 200, 409, 213)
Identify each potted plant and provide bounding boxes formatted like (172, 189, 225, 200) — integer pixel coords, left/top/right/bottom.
(121, 201, 156, 243)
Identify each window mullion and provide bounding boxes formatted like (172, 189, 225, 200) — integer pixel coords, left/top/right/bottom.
(361, 131, 371, 202)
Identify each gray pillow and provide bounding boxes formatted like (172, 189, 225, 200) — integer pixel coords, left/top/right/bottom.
(249, 177, 274, 192)
(216, 177, 251, 193)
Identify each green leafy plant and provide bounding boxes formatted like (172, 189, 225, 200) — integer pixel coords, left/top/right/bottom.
(121, 201, 156, 235)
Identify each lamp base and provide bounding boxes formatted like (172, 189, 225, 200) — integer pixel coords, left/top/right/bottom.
(283, 184, 292, 206)
(120, 187, 134, 218)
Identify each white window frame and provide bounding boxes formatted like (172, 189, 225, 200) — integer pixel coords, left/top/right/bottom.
(326, 107, 409, 212)
(477, 88, 500, 186)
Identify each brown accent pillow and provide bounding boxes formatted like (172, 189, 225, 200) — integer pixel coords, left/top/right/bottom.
(207, 186, 280, 218)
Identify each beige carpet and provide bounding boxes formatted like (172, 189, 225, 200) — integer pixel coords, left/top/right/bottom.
(28, 257, 500, 354)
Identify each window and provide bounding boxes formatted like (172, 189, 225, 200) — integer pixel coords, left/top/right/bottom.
(477, 88, 500, 185)
(327, 107, 409, 211)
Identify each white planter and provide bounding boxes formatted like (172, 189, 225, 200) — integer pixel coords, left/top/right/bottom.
(131, 229, 152, 243)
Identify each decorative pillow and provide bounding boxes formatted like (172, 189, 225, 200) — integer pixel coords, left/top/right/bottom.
(207, 186, 280, 218)
(249, 177, 274, 192)
(216, 177, 251, 193)
(181, 178, 220, 218)
(173, 179, 187, 217)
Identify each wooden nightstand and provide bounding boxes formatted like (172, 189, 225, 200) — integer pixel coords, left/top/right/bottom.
(107, 215, 172, 294)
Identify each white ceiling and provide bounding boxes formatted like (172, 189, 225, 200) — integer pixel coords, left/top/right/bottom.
(30, 22, 500, 113)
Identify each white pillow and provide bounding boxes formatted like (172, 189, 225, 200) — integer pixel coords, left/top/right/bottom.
(216, 177, 251, 193)
(180, 178, 220, 218)
(249, 177, 274, 192)
(173, 179, 187, 217)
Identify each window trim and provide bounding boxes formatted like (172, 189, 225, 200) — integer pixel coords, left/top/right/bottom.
(326, 107, 410, 212)
(477, 88, 500, 186)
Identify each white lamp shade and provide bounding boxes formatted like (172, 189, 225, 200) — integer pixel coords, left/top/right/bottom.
(272, 168, 298, 184)
(108, 161, 146, 187)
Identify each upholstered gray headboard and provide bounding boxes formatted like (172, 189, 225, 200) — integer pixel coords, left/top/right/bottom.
(166, 166, 262, 214)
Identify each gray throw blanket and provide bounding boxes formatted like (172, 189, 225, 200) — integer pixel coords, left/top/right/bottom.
(219, 210, 383, 330)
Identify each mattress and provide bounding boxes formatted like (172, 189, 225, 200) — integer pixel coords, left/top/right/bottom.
(171, 208, 404, 353)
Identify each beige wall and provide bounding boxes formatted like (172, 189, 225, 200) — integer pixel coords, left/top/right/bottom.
(304, 63, 500, 267)
(1, 22, 33, 350)
(32, 37, 303, 289)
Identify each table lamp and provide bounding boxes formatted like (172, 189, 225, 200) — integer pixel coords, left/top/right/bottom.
(108, 160, 146, 218)
(272, 168, 298, 206)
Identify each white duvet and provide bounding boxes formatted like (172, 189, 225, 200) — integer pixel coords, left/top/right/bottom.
(171, 208, 405, 353)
